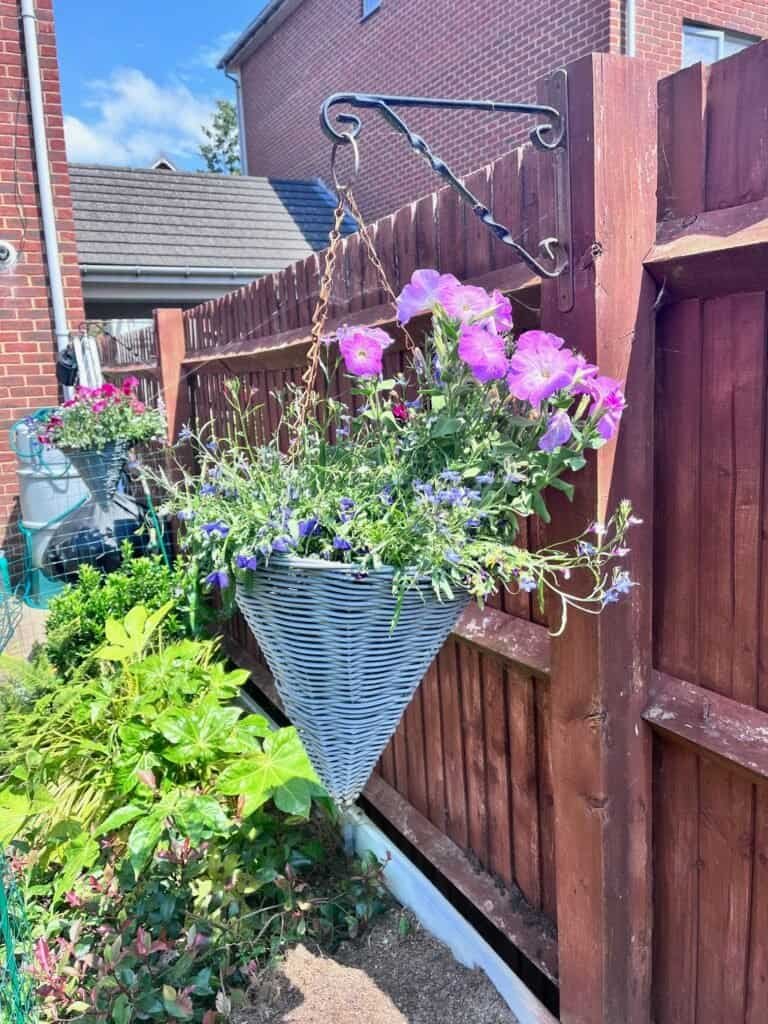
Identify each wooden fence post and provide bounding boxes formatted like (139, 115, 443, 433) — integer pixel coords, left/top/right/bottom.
(154, 308, 189, 446)
(538, 55, 658, 1023)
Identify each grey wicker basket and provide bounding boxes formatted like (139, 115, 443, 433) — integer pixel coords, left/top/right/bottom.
(236, 556, 469, 804)
(66, 441, 129, 509)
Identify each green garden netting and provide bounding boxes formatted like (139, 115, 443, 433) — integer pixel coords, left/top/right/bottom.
(0, 851, 36, 1024)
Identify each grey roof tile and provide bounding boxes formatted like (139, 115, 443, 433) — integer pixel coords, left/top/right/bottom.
(68, 164, 356, 273)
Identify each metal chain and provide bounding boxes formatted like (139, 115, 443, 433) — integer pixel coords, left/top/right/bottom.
(342, 188, 417, 353)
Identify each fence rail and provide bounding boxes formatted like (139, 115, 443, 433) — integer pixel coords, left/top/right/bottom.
(148, 44, 768, 1024)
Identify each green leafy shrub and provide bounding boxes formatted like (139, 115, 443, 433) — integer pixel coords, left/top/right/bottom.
(0, 605, 386, 1021)
(44, 547, 189, 673)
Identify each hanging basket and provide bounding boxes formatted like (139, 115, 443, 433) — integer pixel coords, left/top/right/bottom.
(66, 441, 130, 509)
(236, 556, 469, 805)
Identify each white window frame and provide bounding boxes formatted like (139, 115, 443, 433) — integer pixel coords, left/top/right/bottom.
(682, 22, 757, 66)
(361, 0, 381, 21)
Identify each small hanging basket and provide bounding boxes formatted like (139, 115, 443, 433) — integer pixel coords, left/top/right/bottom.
(236, 556, 469, 804)
(66, 441, 130, 509)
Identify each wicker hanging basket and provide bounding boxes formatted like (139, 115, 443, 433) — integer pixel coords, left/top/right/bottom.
(236, 556, 469, 804)
(66, 441, 130, 509)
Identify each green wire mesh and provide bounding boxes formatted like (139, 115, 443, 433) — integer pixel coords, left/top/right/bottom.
(0, 851, 37, 1024)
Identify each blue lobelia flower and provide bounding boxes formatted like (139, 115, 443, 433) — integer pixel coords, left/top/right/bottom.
(333, 536, 352, 551)
(298, 517, 320, 538)
(205, 569, 230, 589)
(235, 553, 260, 571)
(271, 537, 293, 553)
(201, 520, 229, 538)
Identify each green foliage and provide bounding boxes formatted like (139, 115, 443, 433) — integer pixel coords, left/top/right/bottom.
(44, 547, 189, 674)
(40, 381, 166, 451)
(1, 605, 386, 1021)
(199, 99, 240, 175)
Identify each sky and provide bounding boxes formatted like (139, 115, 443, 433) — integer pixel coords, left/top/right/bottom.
(56, 0, 270, 169)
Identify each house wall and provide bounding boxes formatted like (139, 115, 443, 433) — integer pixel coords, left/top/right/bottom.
(237, 0, 611, 222)
(0, 0, 83, 540)
(235, 0, 768, 221)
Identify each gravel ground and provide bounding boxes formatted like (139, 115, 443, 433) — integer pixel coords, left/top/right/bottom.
(238, 909, 519, 1024)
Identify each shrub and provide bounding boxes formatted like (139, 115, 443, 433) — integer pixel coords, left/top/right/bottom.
(44, 547, 189, 674)
(0, 605, 386, 1021)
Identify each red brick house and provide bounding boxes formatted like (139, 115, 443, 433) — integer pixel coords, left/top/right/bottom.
(221, 0, 768, 221)
(0, 0, 83, 536)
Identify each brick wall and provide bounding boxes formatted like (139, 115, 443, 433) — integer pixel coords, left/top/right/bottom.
(623, 0, 768, 75)
(236, 0, 768, 220)
(0, 0, 83, 540)
(237, 0, 611, 221)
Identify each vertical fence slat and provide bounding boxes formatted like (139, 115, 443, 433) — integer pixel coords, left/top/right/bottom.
(421, 662, 447, 833)
(746, 791, 768, 1023)
(483, 657, 513, 885)
(539, 54, 658, 1024)
(657, 62, 708, 221)
(461, 647, 488, 868)
(508, 668, 541, 909)
(439, 639, 469, 850)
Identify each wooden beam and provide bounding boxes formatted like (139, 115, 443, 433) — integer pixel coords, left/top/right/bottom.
(538, 55, 658, 1024)
(454, 605, 551, 678)
(645, 196, 768, 299)
(154, 308, 190, 446)
(363, 774, 559, 986)
(645, 671, 768, 785)
(182, 265, 539, 371)
(101, 361, 158, 376)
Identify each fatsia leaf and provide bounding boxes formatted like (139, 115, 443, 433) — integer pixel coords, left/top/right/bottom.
(173, 794, 231, 841)
(94, 803, 145, 837)
(272, 777, 324, 817)
(257, 728, 319, 787)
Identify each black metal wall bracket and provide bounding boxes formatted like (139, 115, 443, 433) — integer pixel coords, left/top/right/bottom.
(320, 72, 572, 291)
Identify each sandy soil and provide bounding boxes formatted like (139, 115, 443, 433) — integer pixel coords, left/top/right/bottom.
(238, 909, 519, 1024)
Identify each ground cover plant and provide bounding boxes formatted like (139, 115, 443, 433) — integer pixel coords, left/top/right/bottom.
(0, 604, 386, 1022)
(163, 270, 638, 632)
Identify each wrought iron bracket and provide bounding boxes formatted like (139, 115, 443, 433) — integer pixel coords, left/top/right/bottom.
(320, 75, 572, 287)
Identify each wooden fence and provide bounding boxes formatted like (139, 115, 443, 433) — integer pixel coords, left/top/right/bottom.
(140, 45, 768, 1024)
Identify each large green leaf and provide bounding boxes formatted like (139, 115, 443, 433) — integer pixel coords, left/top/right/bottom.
(156, 699, 242, 763)
(127, 811, 165, 874)
(0, 790, 32, 843)
(272, 777, 324, 818)
(173, 794, 231, 841)
(94, 803, 145, 837)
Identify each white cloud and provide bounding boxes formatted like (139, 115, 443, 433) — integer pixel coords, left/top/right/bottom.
(192, 30, 240, 70)
(64, 67, 216, 167)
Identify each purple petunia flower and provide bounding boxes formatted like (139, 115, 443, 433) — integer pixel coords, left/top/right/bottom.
(333, 536, 352, 551)
(507, 333, 578, 406)
(205, 569, 230, 589)
(236, 553, 260, 570)
(201, 520, 229, 538)
(491, 290, 514, 333)
(299, 517, 320, 538)
(585, 375, 626, 440)
(538, 410, 573, 452)
(395, 269, 460, 324)
(271, 537, 293, 553)
(457, 324, 509, 383)
(337, 326, 393, 377)
(439, 282, 496, 325)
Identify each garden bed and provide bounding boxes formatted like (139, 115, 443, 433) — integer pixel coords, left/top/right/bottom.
(240, 909, 518, 1024)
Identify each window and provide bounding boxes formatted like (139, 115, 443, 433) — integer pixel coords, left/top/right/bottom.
(682, 23, 759, 67)
(361, 0, 381, 20)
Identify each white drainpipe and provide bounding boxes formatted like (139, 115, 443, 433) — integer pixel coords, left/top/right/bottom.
(21, 0, 70, 356)
(626, 0, 637, 56)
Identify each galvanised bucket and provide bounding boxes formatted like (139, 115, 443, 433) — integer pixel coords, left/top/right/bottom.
(236, 556, 469, 805)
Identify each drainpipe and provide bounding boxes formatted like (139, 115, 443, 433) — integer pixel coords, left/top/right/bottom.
(625, 0, 637, 56)
(225, 69, 249, 174)
(20, 0, 70, 356)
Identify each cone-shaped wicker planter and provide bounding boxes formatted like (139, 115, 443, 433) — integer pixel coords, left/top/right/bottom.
(66, 442, 130, 510)
(236, 556, 469, 805)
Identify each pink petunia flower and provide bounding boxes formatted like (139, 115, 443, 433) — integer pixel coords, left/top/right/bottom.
(131, 399, 146, 414)
(396, 269, 459, 324)
(457, 324, 509, 383)
(122, 375, 140, 394)
(515, 329, 565, 352)
(338, 326, 393, 377)
(507, 332, 579, 406)
(91, 400, 107, 413)
(100, 382, 119, 398)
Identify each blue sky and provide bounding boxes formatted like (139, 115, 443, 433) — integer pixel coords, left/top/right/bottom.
(56, 0, 270, 168)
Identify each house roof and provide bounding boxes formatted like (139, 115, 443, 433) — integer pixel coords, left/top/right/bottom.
(218, 0, 305, 69)
(68, 163, 352, 276)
